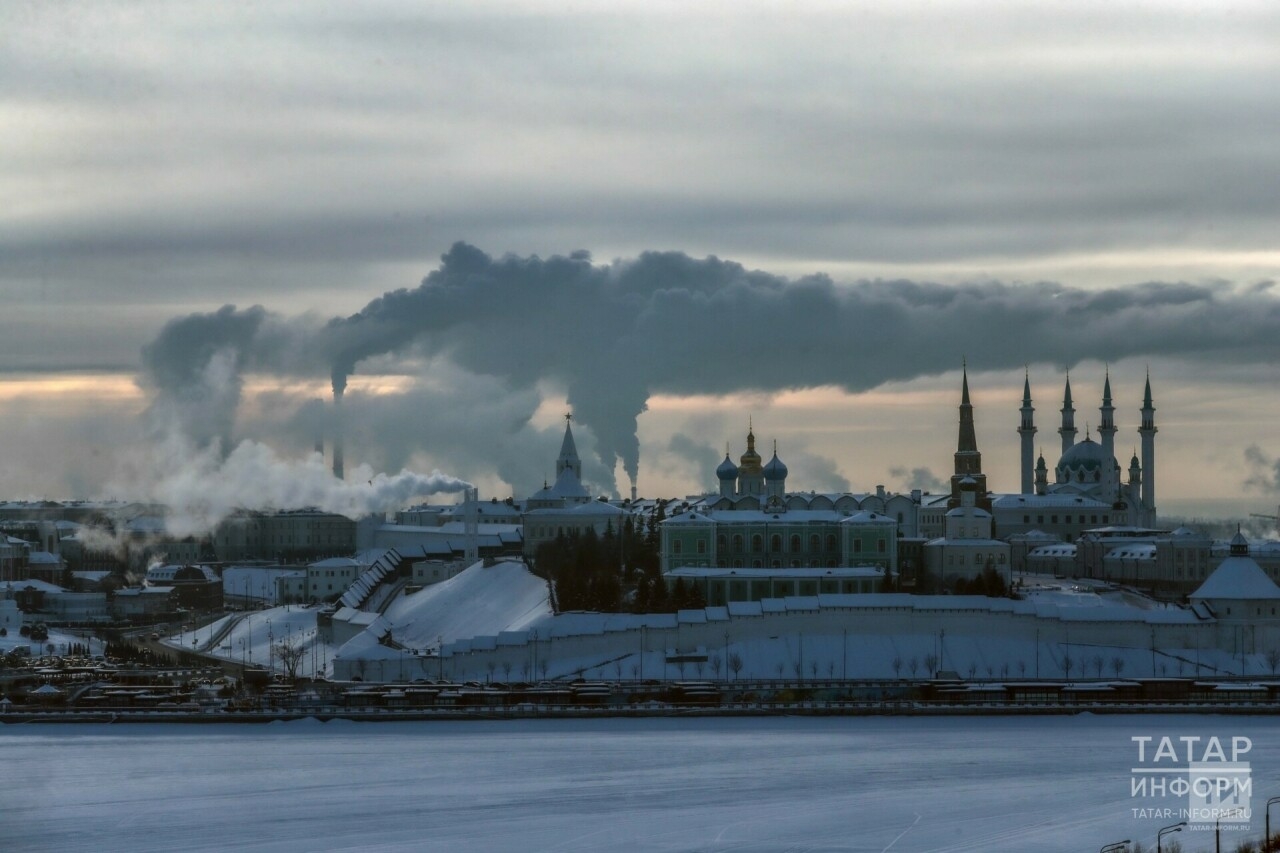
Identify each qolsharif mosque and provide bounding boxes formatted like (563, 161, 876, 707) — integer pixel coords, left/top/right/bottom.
(659, 365, 1197, 601)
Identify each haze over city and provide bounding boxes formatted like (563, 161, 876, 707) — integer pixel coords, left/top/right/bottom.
(5, 2, 1280, 520)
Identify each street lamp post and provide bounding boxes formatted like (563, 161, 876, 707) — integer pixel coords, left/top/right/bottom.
(1266, 795, 1280, 849)
(1157, 820, 1185, 853)
(1100, 842, 1130, 853)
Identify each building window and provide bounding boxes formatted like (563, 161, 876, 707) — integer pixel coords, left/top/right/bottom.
(673, 540, 682, 555)
(790, 534, 801, 552)
(810, 534, 820, 552)
(770, 534, 782, 552)
(733, 534, 744, 552)
(696, 539, 706, 554)
(717, 534, 727, 550)
(853, 540, 862, 553)
(752, 535, 763, 553)
(877, 539, 886, 553)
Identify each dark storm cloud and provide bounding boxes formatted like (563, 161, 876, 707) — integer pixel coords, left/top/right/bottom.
(142, 243, 1280, 494)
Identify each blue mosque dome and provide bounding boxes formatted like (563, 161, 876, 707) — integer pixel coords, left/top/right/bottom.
(763, 450, 788, 481)
(716, 454, 739, 481)
(1055, 437, 1115, 484)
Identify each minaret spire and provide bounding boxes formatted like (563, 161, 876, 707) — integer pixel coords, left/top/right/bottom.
(1018, 367, 1037, 494)
(1059, 368, 1077, 455)
(1098, 367, 1118, 504)
(1138, 369, 1158, 518)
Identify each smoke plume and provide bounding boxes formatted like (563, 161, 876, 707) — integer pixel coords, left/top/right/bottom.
(142, 243, 1280, 495)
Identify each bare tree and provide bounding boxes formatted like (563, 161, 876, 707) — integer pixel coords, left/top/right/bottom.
(709, 653, 723, 679)
(1017, 660, 1026, 677)
(908, 657, 919, 678)
(1000, 663, 1009, 679)
(792, 659, 803, 679)
(924, 653, 938, 677)
(892, 656, 903, 678)
(1111, 657, 1125, 678)
(1267, 649, 1280, 676)
(486, 660, 497, 682)
(272, 639, 306, 682)
(729, 653, 743, 680)
(1062, 656, 1074, 678)
(967, 662, 977, 679)
(1091, 654, 1104, 678)
(502, 661, 513, 680)
(809, 660, 818, 680)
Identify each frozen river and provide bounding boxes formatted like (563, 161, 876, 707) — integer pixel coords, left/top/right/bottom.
(4, 714, 1278, 852)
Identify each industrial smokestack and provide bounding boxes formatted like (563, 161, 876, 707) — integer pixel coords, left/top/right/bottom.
(332, 388, 344, 480)
(631, 484, 637, 502)
(314, 398, 325, 458)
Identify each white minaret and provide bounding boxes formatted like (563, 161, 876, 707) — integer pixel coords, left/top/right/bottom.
(1018, 370, 1036, 494)
(1058, 371, 1077, 456)
(1139, 371, 1157, 515)
(1098, 368, 1117, 504)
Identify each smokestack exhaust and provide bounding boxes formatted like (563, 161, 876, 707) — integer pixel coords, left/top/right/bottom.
(332, 388, 344, 480)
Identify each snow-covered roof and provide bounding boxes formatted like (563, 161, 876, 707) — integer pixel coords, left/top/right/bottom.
(1191, 555, 1280, 601)
(1028, 544, 1077, 558)
(1106, 544, 1157, 560)
(991, 494, 1110, 509)
(842, 511, 894, 524)
(664, 509, 844, 525)
(548, 468, 590, 500)
(310, 557, 362, 569)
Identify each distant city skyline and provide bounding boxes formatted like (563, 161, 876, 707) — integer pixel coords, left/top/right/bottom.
(3, 3, 1280, 521)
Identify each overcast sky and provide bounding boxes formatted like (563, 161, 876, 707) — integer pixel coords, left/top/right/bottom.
(4, 1, 1280, 521)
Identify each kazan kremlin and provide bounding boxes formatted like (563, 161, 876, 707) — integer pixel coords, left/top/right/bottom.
(320, 367, 1280, 684)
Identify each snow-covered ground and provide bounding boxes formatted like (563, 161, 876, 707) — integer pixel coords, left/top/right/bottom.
(178, 564, 1273, 684)
(3, 715, 1279, 852)
(0, 626, 103, 658)
(170, 606, 330, 676)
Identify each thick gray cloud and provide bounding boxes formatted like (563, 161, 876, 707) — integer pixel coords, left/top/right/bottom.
(6, 4, 1280, 509)
(139, 243, 1280, 495)
(5, 2, 1280, 317)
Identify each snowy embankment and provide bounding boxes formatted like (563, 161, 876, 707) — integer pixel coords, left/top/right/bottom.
(186, 563, 1267, 686)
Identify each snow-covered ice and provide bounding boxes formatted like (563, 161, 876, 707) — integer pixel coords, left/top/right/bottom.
(4, 714, 1279, 852)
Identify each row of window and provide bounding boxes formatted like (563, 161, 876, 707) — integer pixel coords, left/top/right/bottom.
(674, 533, 890, 555)
(1021, 514, 1111, 525)
(946, 552, 1008, 566)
